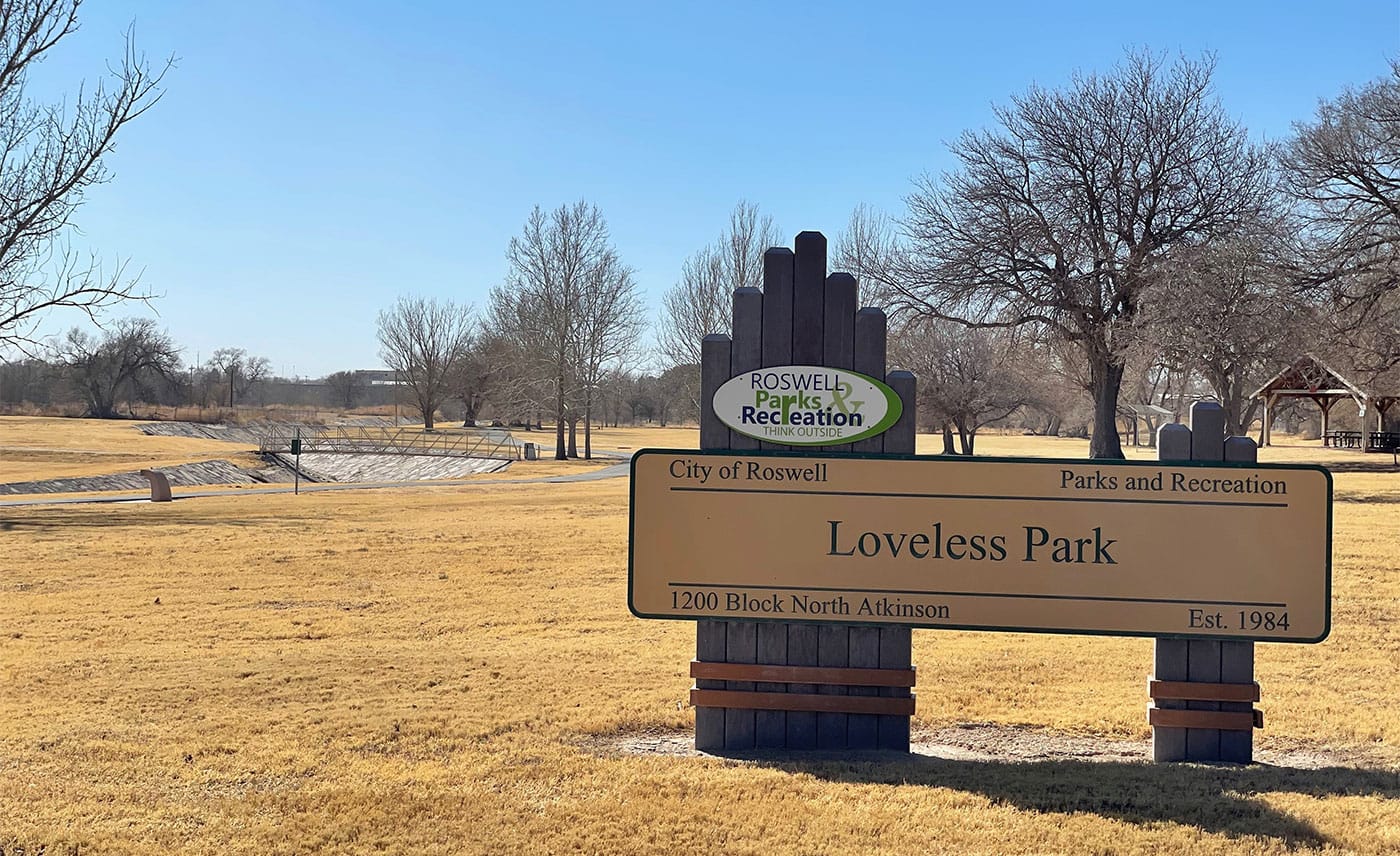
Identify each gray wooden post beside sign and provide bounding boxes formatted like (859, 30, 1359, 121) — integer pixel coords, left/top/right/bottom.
(1149, 401, 1263, 763)
(693, 232, 917, 752)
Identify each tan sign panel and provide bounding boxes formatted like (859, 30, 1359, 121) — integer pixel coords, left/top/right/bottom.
(628, 450, 1331, 642)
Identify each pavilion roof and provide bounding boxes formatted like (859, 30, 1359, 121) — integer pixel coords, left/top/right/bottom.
(1120, 403, 1174, 417)
(1252, 355, 1373, 401)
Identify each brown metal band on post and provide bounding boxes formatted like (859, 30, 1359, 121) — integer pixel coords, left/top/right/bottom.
(691, 689, 916, 717)
(692, 661, 916, 687)
(1148, 680, 1260, 703)
(1148, 706, 1263, 731)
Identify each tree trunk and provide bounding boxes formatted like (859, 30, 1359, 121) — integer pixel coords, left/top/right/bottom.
(942, 424, 957, 455)
(554, 381, 567, 460)
(1204, 368, 1241, 436)
(957, 421, 976, 455)
(584, 390, 593, 460)
(1088, 356, 1126, 460)
(568, 418, 578, 458)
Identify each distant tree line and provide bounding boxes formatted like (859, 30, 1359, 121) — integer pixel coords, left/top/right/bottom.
(0, 326, 283, 419)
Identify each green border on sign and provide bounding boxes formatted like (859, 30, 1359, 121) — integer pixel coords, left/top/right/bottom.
(625, 447, 1334, 644)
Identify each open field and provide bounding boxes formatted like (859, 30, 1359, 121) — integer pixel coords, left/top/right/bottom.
(2, 424, 1400, 853)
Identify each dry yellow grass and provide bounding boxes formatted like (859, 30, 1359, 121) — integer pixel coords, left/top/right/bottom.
(2, 425, 1399, 853)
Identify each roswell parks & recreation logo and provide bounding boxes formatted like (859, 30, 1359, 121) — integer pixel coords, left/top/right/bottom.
(712, 365, 903, 445)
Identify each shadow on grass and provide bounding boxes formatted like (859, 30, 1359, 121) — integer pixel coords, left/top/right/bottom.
(0, 510, 314, 532)
(1336, 492, 1400, 504)
(731, 752, 1400, 849)
(1317, 459, 1400, 474)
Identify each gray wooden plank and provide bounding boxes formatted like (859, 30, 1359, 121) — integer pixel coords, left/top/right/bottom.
(1187, 639, 1223, 761)
(730, 287, 764, 451)
(822, 274, 856, 370)
(816, 624, 850, 748)
(1219, 640, 1256, 763)
(822, 273, 857, 455)
(760, 248, 794, 451)
(695, 619, 726, 751)
(780, 233, 822, 751)
(1152, 638, 1189, 762)
(1187, 401, 1225, 762)
(1221, 434, 1258, 763)
(1157, 423, 1191, 462)
(815, 267, 857, 747)
(724, 621, 758, 750)
(884, 371, 916, 454)
(785, 624, 819, 749)
(1153, 420, 1191, 762)
(847, 626, 881, 749)
(878, 626, 912, 751)
(699, 335, 732, 451)
(851, 308, 887, 455)
(755, 622, 788, 748)
(696, 333, 732, 750)
(1190, 401, 1226, 462)
(880, 369, 916, 750)
(792, 231, 826, 365)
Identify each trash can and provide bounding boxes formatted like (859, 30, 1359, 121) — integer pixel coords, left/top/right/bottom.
(523, 442, 538, 461)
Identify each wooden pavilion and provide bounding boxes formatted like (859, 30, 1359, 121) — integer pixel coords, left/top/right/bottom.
(1120, 402, 1174, 447)
(1253, 355, 1399, 451)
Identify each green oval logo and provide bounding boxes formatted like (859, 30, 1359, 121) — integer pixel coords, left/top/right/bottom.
(711, 365, 903, 446)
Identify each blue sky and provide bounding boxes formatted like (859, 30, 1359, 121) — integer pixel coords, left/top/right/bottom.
(20, 0, 1400, 377)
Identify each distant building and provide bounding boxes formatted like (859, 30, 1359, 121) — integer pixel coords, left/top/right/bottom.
(354, 369, 402, 386)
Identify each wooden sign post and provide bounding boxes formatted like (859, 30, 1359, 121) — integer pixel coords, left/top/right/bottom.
(694, 231, 917, 752)
(1150, 401, 1267, 763)
(628, 234, 1332, 763)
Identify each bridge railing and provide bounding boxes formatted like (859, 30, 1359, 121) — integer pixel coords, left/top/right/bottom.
(258, 426, 522, 460)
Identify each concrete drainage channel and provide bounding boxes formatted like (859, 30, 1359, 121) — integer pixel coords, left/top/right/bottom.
(0, 458, 289, 495)
(262, 452, 509, 483)
(0, 420, 515, 496)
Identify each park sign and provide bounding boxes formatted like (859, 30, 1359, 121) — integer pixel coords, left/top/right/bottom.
(711, 365, 902, 446)
(628, 449, 1332, 643)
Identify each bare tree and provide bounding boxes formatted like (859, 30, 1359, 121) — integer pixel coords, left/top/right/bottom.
(207, 347, 271, 408)
(55, 317, 179, 417)
(637, 365, 693, 427)
(657, 201, 780, 407)
(833, 204, 900, 306)
(325, 370, 366, 410)
(890, 316, 1031, 454)
(480, 334, 551, 430)
(860, 51, 1274, 458)
(1142, 234, 1305, 435)
(0, 1, 171, 353)
(1284, 62, 1400, 372)
(0, 354, 58, 405)
(574, 251, 644, 458)
(490, 201, 616, 459)
(450, 331, 512, 427)
(376, 296, 473, 430)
